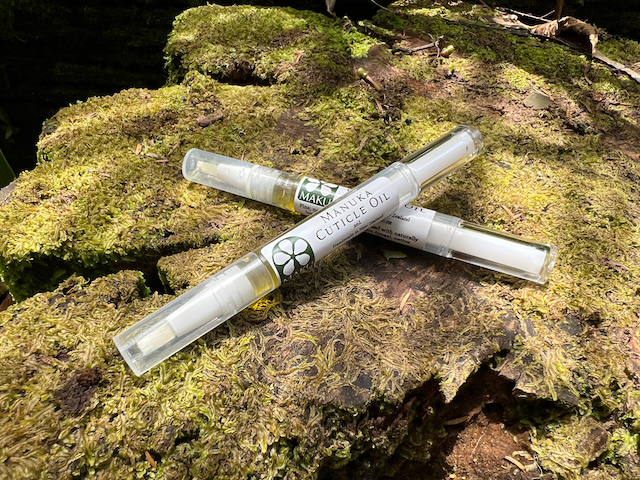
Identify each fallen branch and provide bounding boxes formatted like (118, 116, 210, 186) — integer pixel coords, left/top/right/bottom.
(496, 7, 555, 23)
(391, 36, 444, 54)
(443, 17, 640, 85)
(593, 52, 640, 84)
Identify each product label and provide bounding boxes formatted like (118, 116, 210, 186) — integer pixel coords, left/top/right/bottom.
(293, 178, 437, 252)
(367, 204, 436, 250)
(263, 176, 397, 282)
(293, 177, 350, 216)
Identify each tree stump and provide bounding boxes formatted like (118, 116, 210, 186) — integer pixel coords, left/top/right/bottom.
(1, 2, 640, 478)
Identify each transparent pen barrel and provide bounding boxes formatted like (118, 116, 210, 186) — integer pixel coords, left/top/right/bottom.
(182, 149, 300, 208)
(114, 252, 277, 375)
(424, 213, 558, 284)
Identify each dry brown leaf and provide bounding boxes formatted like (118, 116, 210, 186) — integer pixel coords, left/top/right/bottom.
(531, 19, 560, 38)
(196, 112, 224, 127)
(532, 16, 598, 56)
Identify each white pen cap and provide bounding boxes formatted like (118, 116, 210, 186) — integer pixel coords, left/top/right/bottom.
(424, 213, 558, 284)
(401, 125, 483, 191)
(182, 149, 299, 207)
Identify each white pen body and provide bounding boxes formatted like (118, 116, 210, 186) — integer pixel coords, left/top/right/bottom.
(115, 163, 419, 375)
(115, 125, 482, 375)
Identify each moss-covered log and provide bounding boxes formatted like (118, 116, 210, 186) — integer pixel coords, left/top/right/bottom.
(1, 2, 640, 478)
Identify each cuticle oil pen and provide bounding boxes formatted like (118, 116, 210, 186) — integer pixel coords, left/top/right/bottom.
(183, 139, 558, 285)
(114, 125, 483, 375)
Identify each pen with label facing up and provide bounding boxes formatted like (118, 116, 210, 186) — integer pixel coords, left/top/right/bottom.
(114, 125, 483, 375)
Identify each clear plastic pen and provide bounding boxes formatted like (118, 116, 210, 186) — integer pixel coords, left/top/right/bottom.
(183, 142, 557, 285)
(114, 125, 482, 375)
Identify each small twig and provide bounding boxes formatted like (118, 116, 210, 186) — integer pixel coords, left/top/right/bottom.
(167, 140, 181, 157)
(528, 79, 553, 98)
(369, 0, 396, 14)
(356, 68, 382, 91)
(293, 50, 305, 64)
(444, 18, 532, 37)
(600, 100, 638, 107)
(471, 433, 484, 456)
(145, 450, 157, 469)
(541, 9, 556, 19)
(392, 41, 435, 54)
(431, 33, 442, 58)
(501, 204, 522, 221)
(496, 7, 549, 24)
(504, 455, 527, 472)
(392, 35, 444, 55)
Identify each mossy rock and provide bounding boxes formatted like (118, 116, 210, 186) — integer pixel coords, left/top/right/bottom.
(2, 1, 640, 478)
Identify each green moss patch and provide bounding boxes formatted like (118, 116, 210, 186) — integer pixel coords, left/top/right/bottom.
(1, 85, 225, 300)
(1, 1, 640, 478)
(165, 4, 379, 88)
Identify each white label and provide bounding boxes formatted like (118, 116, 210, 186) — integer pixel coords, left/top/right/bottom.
(293, 177, 350, 216)
(263, 176, 397, 282)
(292, 177, 437, 253)
(367, 204, 436, 250)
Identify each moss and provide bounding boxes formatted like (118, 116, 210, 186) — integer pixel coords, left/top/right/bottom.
(0, 271, 147, 477)
(0, 260, 457, 478)
(376, 1, 593, 81)
(2, 1, 640, 478)
(0, 85, 223, 299)
(165, 4, 378, 88)
(532, 415, 612, 478)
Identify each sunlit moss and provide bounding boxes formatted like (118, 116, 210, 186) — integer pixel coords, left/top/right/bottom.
(1, 1, 640, 478)
(0, 72, 298, 300)
(497, 63, 535, 91)
(165, 4, 378, 87)
(532, 415, 611, 478)
(597, 35, 640, 70)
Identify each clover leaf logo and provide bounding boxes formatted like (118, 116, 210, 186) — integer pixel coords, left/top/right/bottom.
(272, 236, 315, 280)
